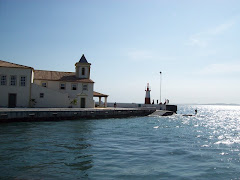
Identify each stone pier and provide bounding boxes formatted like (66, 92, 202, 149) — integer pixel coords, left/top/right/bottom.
(0, 108, 156, 123)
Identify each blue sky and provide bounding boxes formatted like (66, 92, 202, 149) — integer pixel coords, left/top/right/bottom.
(1, 0, 240, 104)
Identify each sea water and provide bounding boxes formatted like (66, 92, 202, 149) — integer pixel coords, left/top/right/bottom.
(0, 105, 240, 179)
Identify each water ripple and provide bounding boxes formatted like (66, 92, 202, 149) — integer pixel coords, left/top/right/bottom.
(1, 105, 240, 179)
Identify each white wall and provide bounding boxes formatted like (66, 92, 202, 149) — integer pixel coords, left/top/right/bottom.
(34, 80, 94, 108)
(79, 66, 90, 79)
(107, 102, 166, 110)
(0, 67, 32, 107)
(31, 83, 70, 108)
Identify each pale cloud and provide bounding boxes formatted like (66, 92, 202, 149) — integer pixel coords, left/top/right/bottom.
(208, 20, 236, 35)
(201, 62, 240, 74)
(187, 19, 236, 47)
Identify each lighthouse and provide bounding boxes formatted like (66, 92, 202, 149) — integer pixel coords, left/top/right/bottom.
(145, 83, 151, 104)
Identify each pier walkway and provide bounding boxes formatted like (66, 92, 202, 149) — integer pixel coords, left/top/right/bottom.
(0, 107, 157, 123)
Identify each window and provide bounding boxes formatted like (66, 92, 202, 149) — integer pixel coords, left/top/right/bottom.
(0, 75, 7, 85)
(60, 83, 66, 90)
(40, 93, 44, 98)
(41, 82, 47, 87)
(72, 83, 77, 90)
(83, 84, 88, 91)
(20, 76, 26, 86)
(10, 75, 17, 86)
(82, 68, 85, 75)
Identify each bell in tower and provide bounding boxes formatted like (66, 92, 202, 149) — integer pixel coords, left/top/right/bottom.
(75, 54, 91, 79)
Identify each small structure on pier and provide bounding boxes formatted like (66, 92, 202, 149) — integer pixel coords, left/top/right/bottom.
(145, 83, 151, 104)
(93, 91, 108, 108)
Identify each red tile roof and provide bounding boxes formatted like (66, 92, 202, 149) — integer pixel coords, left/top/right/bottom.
(93, 91, 108, 97)
(0, 60, 33, 69)
(34, 70, 94, 83)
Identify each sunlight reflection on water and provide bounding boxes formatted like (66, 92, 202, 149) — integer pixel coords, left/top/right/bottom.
(179, 105, 240, 146)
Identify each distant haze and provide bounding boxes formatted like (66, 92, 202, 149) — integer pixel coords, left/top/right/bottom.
(1, 0, 240, 104)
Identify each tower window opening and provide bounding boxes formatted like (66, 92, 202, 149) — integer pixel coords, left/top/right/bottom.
(82, 68, 85, 76)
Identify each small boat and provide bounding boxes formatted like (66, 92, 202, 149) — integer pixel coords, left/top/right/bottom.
(182, 114, 194, 117)
(183, 109, 197, 117)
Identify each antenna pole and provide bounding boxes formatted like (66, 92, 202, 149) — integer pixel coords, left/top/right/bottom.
(160, 71, 162, 103)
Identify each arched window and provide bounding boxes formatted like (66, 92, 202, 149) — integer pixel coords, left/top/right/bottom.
(82, 68, 85, 75)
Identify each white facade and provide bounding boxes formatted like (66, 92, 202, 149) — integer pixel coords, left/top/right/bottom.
(33, 80, 94, 108)
(31, 83, 70, 108)
(0, 66, 33, 108)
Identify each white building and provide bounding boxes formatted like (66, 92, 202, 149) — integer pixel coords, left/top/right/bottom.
(0, 55, 108, 108)
(0, 61, 33, 108)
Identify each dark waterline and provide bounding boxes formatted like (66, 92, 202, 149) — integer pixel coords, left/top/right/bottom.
(1, 105, 240, 179)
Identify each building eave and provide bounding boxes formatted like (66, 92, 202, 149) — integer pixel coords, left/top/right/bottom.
(0, 60, 34, 69)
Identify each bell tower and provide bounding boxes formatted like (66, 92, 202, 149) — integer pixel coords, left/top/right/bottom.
(75, 54, 91, 79)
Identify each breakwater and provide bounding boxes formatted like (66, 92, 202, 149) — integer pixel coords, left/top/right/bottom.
(107, 103, 177, 113)
(0, 108, 156, 123)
